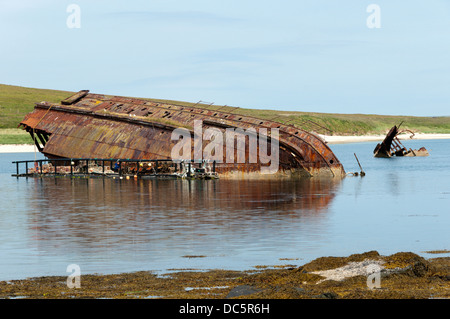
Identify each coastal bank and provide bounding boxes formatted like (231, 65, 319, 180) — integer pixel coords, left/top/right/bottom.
(1, 250, 448, 299)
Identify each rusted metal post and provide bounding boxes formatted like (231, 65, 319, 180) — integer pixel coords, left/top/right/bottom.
(31, 132, 42, 152)
(354, 153, 365, 176)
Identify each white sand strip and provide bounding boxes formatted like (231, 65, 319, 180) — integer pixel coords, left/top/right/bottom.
(0, 144, 36, 153)
(319, 133, 450, 144)
(1, 133, 450, 153)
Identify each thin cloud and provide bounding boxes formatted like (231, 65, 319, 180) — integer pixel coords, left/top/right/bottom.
(105, 10, 241, 25)
(189, 38, 371, 66)
(0, 0, 57, 12)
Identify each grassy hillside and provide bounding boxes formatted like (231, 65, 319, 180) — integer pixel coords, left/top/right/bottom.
(132, 97, 450, 135)
(1, 84, 450, 144)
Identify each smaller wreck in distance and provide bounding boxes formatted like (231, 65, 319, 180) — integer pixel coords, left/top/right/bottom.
(373, 123, 429, 158)
(18, 90, 346, 179)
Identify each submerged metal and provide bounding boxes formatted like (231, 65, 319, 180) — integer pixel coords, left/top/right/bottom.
(19, 90, 346, 179)
(373, 124, 429, 158)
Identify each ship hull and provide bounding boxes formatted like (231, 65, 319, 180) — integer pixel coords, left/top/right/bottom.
(19, 91, 345, 179)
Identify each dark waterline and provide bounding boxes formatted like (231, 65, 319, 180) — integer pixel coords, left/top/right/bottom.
(0, 140, 449, 281)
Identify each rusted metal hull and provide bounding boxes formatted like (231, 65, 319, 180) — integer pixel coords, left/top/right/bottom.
(374, 125, 429, 158)
(19, 91, 346, 179)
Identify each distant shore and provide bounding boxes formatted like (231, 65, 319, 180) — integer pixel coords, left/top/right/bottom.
(0, 144, 36, 153)
(319, 133, 450, 144)
(1, 133, 450, 153)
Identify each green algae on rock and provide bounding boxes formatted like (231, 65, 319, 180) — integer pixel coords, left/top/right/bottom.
(0, 251, 448, 299)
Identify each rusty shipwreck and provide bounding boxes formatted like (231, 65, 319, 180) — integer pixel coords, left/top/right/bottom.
(373, 124, 429, 158)
(18, 90, 345, 179)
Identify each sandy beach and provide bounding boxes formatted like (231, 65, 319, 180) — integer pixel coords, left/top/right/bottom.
(319, 133, 450, 144)
(3, 133, 450, 153)
(0, 144, 36, 153)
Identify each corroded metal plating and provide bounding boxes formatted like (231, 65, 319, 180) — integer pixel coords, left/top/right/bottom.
(373, 125, 429, 158)
(19, 91, 345, 178)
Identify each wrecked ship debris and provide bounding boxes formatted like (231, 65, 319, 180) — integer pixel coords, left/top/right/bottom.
(373, 124, 429, 158)
(17, 90, 346, 179)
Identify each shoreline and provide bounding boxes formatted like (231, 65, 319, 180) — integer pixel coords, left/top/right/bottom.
(0, 250, 448, 299)
(319, 133, 450, 144)
(0, 144, 36, 153)
(2, 133, 450, 154)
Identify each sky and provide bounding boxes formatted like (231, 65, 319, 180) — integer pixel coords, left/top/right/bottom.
(1, 0, 450, 116)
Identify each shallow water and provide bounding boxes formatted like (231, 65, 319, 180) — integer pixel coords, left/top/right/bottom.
(0, 140, 449, 281)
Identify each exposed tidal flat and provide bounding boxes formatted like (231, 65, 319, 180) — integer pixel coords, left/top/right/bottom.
(0, 139, 449, 299)
(0, 251, 449, 299)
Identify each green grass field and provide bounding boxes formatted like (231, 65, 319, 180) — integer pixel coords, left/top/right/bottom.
(0, 84, 72, 144)
(1, 83, 449, 144)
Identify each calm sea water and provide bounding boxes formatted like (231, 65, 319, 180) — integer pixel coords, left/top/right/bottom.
(0, 139, 449, 281)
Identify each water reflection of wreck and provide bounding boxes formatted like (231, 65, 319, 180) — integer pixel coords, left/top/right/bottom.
(373, 124, 429, 158)
(28, 178, 341, 247)
(18, 90, 345, 179)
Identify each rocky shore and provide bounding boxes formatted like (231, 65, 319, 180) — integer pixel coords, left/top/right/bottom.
(1, 251, 448, 299)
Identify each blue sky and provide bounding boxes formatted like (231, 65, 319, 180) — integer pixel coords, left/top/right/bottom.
(1, 0, 449, 116)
